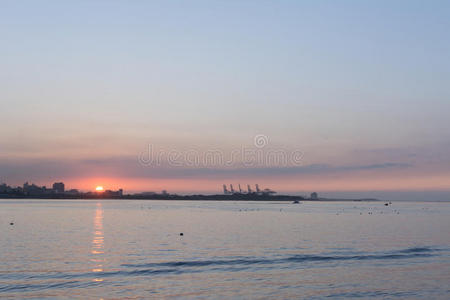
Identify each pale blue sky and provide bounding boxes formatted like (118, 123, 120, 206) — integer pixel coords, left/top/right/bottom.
(1, 1, 449, 198)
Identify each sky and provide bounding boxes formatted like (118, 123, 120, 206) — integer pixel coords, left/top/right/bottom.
(1, 0, 450, 200)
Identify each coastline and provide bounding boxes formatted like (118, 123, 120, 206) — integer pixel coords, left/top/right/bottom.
(0, 194, 379, 202)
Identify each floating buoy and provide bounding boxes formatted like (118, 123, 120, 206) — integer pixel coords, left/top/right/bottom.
(179, 233, 184, 236)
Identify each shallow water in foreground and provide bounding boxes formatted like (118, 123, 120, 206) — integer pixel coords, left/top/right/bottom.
(1, 200, 449, 299)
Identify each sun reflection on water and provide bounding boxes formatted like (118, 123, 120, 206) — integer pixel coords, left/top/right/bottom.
(91, 202, 105, 282)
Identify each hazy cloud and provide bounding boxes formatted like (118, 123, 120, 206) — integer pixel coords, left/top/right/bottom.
(0, 156, 412, 184)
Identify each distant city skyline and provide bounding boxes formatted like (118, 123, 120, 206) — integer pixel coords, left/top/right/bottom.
(1, 1, 449, 200)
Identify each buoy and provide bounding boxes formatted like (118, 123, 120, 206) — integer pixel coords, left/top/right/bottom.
(179, 233, 184, 236)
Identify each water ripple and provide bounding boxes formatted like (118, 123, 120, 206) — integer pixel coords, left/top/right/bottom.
(0, 246, 444, 294)
(121, 246, 439, 269)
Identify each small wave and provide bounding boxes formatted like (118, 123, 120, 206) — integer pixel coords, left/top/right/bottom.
(394, 247, 434, 254)
(122, 246, 438, 269)
(321, 290, 416, 298)
(0, 280, 96, 293)
(0, 246, 439, 290)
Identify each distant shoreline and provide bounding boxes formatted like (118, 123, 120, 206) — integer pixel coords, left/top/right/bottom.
(0, 194, 380, 202)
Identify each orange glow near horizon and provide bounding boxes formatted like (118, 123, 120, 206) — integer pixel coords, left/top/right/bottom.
(61, 172, 450, 195)
(95, 186, 104, 192)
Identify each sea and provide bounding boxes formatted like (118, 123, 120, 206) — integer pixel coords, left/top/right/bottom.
(1, 199, 449, 299)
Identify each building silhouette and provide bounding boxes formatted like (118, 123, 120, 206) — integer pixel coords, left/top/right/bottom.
(53, 182, 65, 194)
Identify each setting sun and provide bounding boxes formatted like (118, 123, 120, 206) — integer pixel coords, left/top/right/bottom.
(95, 186, 104, 192)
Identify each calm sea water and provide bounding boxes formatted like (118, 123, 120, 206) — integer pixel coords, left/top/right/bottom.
(1, 200, 449, 299)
